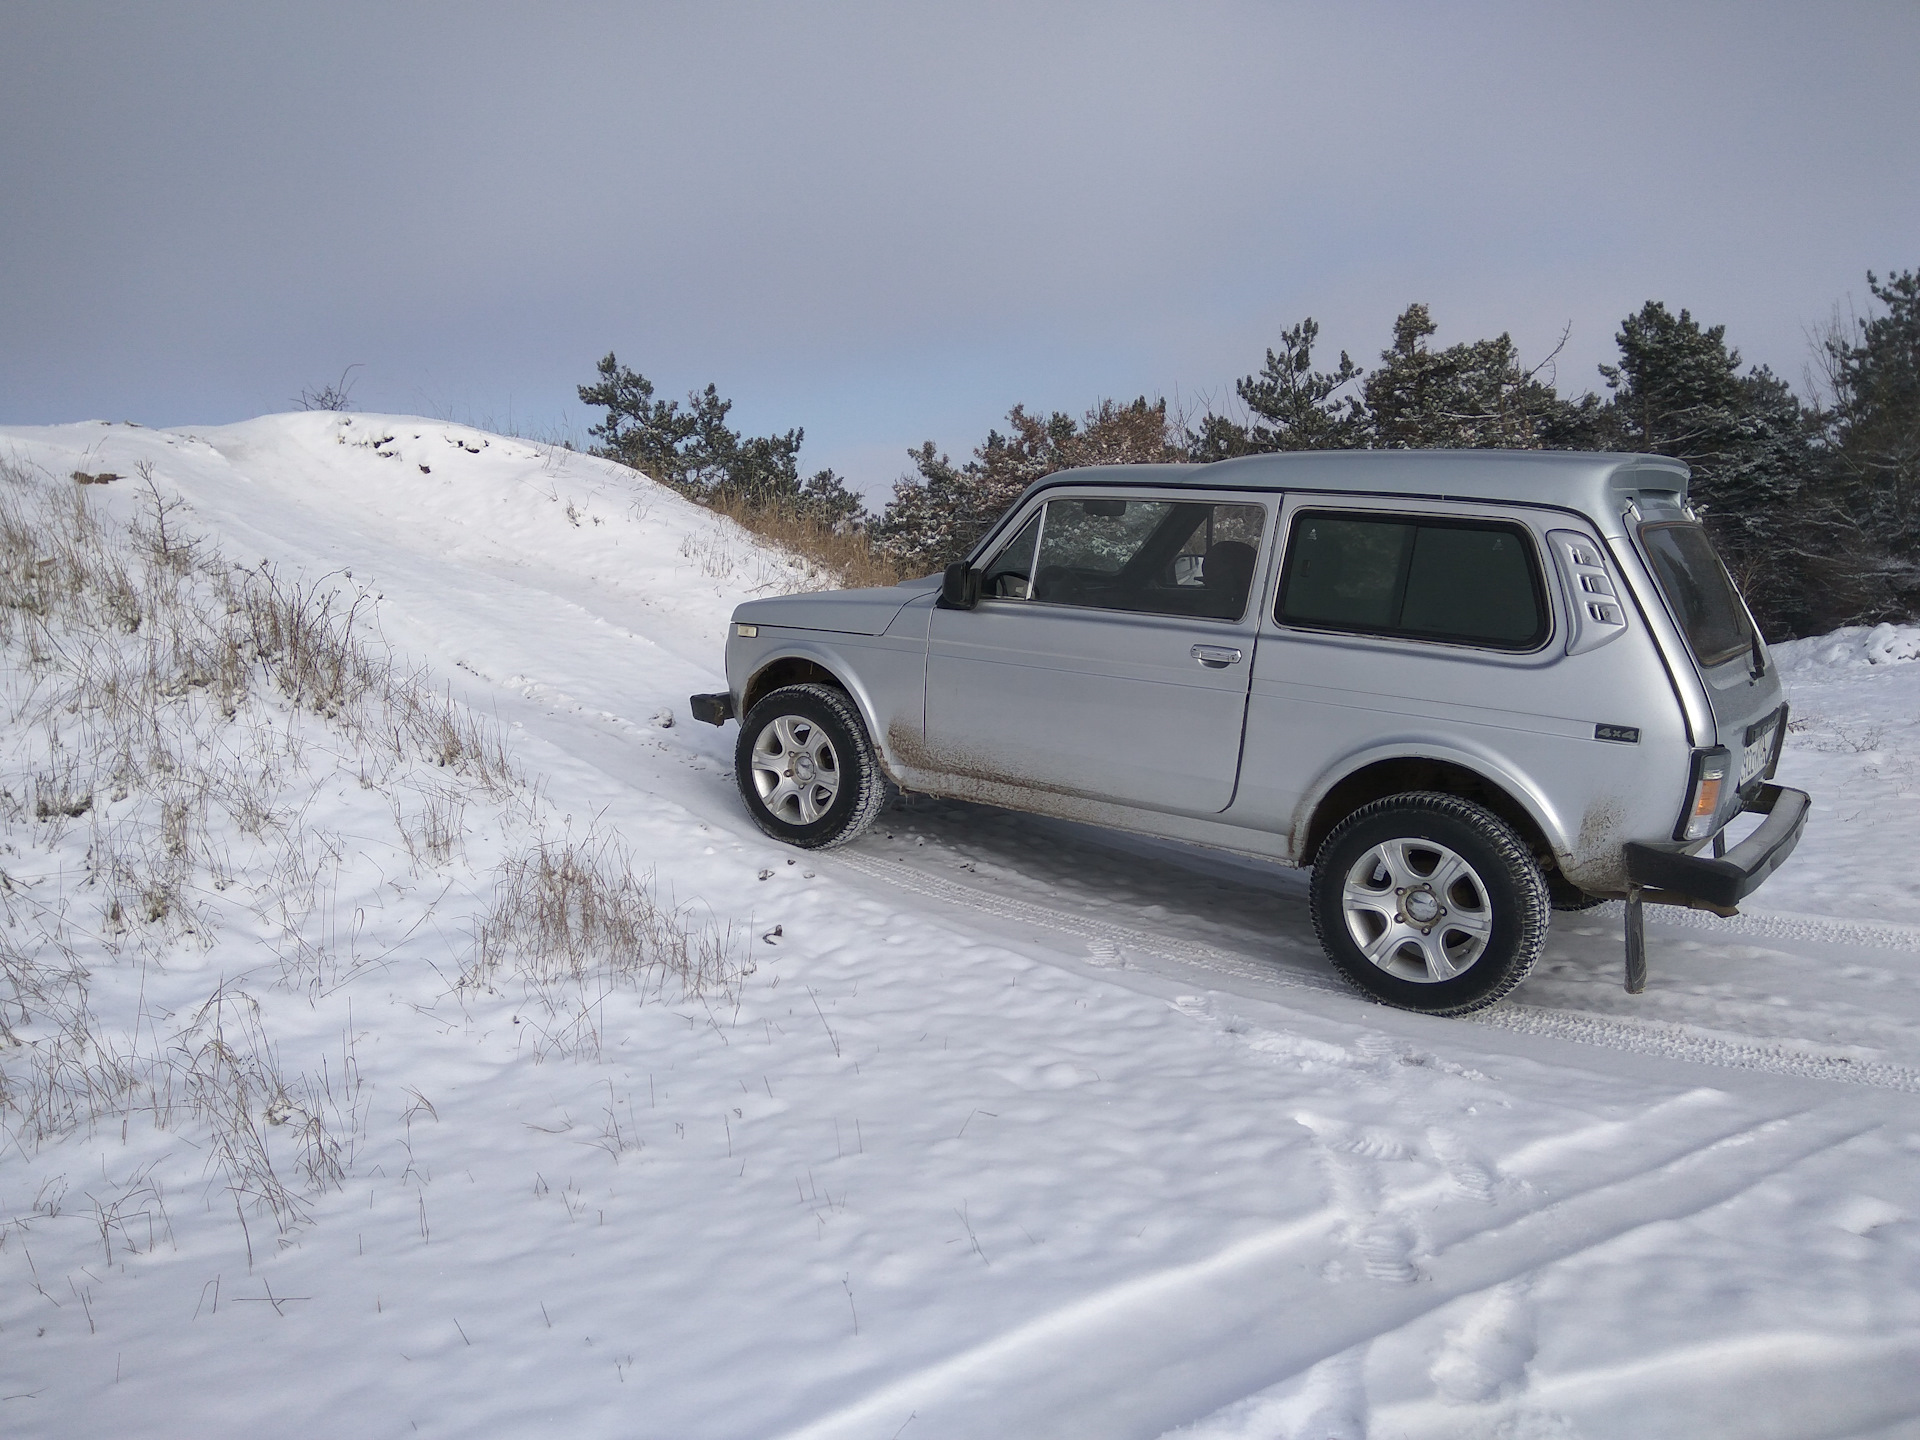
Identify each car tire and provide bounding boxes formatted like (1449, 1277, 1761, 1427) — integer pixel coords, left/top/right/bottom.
(1309, 792, 1549, 1015)
(1546, 869, 1608, 912)
(735, 683, 891, 850)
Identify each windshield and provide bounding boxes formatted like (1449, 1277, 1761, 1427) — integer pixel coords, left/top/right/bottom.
(1639, 522, 1754, 667)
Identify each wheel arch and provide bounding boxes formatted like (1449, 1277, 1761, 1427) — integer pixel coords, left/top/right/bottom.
(1296, 749, 1567, 871)
(739, 646, 900, 777)
(742, 654, 848, 717)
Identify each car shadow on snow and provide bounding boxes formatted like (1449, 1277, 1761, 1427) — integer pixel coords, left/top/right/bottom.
(850, 793, 1717, 1021)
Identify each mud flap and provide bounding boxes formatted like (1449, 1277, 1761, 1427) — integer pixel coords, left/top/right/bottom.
(1624, 885, 1648, 994)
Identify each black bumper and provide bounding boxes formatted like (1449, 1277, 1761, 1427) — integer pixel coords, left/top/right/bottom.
(1624, 784, 1811, 910)
(689, 692, 735, 726)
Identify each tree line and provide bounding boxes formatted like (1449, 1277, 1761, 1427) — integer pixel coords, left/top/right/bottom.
(580, 268, 1918, 638)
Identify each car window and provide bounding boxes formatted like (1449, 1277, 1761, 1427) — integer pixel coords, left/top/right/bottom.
(980, 510, 1043, 598)
(1027, 498, 1266, 620)
(1638, 521, 1754, 667)
(1278, 510, 1546, 649)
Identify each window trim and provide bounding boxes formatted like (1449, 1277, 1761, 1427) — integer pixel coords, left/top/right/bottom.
(978, 505, 1047, 601)
(1274, 507, 1552, 653)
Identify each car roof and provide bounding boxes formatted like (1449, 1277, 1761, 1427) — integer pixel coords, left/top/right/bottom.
(1011, 449, 1691, 535)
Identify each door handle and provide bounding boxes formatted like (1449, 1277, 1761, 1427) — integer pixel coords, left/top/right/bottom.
(1191, 644, 1243, 668)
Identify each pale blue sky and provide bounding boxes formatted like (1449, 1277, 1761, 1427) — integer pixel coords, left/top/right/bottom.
(4, 2, 1917, 502)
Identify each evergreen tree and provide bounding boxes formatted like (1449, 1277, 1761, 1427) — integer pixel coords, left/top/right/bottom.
(1822, 270, 1920, 563)
(1364, 304, 1576, 449)
(873, 442, 998, 576)
(577, 353, 866, 527)
(1597, 302, 1832, 632)
(1057, 396, 1187, 467)
(1230, 318, 1369, 452)
(877, 397, 1184, 572)
(578, 353, 697, 484)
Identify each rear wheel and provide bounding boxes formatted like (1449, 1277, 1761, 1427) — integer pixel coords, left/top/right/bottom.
(735, 683, 890, 849)
(1309, 792, 1549, 1015)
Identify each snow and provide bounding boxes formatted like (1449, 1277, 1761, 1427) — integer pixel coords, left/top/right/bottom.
(3, 415, 1919, 1439)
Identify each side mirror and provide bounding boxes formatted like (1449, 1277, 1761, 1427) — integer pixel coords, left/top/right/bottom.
(939, 561, 980, 610)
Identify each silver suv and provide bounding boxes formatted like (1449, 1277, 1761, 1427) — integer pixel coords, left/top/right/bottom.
(691, 450, 1809, 1015)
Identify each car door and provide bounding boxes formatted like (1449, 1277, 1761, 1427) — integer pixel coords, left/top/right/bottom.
(924, 490, 1272, 818)
(1230, 495, 1582, 845)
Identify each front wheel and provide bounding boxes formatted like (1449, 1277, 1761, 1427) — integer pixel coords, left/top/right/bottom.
(735, 683, 890, 849)
(1309, 792, 1549, 1015)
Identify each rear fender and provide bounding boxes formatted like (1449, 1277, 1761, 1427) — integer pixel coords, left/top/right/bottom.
(1295, 740, 1572, 872)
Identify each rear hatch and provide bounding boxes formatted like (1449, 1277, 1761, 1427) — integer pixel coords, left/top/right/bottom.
(1635, 518, 1787, 805)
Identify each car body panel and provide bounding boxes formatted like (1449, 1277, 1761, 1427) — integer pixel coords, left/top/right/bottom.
(918, 485, 1273, 818)
(733, 578, 933, 638)
(1228, 493, 1695, 889)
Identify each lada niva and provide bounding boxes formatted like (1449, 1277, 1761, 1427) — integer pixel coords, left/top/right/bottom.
(691, 450, 1810, 1015)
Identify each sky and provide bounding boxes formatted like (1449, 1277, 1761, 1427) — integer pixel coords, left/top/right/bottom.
(4, 1, 1918, 503)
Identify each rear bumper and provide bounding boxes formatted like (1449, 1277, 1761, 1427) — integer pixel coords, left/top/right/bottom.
(689, 692, 735, 726)
(1624, 784, 1811, 910)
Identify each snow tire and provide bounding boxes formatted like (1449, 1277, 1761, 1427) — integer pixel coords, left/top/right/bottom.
(1310, 791, 1549, 1016)
(735, 683, 891, 850)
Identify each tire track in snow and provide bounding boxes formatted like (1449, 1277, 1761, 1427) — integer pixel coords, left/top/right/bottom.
(1583, 898, 1920, 952)
(833, 853, 1920, 1094)
(776, 1101, 1871, 1440)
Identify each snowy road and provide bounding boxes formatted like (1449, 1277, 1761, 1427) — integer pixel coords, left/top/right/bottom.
(5, 417, 1918, 1439)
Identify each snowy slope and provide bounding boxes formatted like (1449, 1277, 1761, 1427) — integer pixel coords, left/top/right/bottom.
(3, 416, 1919, 1440)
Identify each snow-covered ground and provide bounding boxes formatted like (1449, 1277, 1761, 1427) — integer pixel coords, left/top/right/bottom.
(3, 415, 1919, 1440)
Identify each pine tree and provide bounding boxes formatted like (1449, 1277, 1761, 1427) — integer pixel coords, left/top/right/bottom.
(876, 397, 1185, 572)
(577, 353, 866, 527)
(1598, 303, 1829, 632)
(1230, 318, 1369, 452)
(1364, 305, 1574, 449)
(1822, 270, 1920, 560)
(578, 353, 698, 484)
(1057, 397, 1187, 467)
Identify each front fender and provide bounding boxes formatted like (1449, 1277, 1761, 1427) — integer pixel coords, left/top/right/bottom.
(733, 631, 924, 781)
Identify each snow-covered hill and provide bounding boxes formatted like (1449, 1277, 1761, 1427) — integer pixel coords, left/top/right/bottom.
(3, 416, 1919, 1440)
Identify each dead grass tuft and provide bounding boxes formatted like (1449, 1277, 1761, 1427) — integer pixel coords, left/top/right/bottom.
(466, 832, 748, 1059)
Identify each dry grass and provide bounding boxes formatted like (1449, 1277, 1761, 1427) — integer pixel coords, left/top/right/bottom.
(0, 458, 476, 1239)
(0, 449, 749, 1257)
(708, 494, 907, 591)
(464, 831, 747, 1059)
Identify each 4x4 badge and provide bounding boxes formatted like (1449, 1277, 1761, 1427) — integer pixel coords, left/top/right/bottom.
(1595, 723, 1641, 744)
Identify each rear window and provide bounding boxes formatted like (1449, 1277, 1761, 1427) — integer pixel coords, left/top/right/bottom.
(1277, 511, 1547, 649)
(1639, 522, 1754, 667)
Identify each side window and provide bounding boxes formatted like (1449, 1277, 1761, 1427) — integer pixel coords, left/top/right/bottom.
(1029, 498, 1266, 620)
(1034, 499, 1178, 606)
(980, 510, 1043, 598)
(1277, 511, 1546, 649)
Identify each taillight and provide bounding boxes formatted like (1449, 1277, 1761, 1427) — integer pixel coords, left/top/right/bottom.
(1678, 746, 1732, 841)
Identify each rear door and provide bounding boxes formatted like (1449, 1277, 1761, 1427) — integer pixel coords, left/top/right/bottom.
(1634, 518, 1787, 793)
(924, 490, 1273, 817)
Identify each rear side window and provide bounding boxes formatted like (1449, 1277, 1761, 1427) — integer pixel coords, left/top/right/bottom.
(1639, 521, 1754, 666)
(1278, 511, 1547, 649)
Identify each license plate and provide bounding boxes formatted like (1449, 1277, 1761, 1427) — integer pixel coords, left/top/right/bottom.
(1740, 713, 1778, 787)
